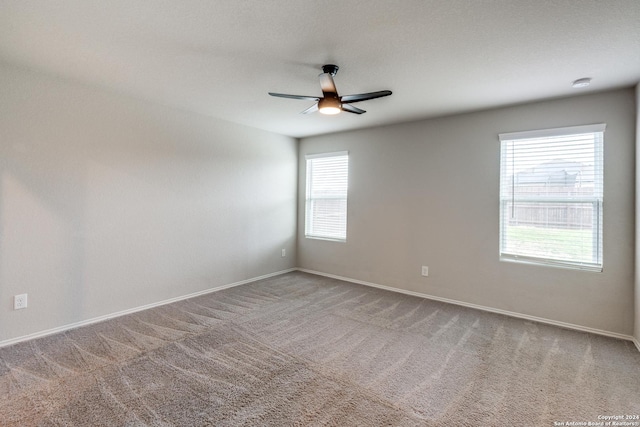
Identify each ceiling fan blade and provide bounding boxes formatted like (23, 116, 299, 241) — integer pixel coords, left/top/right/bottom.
(300, 103, 319, 114)
(319, 73, 338, 95)
(341, 104, 366, 114)
(340, 90, 392, 103)
(269, 92, 320, 101)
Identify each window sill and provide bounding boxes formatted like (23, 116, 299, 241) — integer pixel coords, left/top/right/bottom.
(500, 255, 602, 272)
(305, 235, 346, 243)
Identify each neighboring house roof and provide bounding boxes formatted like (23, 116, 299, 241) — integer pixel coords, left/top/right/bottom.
(515, 160, 594, 186)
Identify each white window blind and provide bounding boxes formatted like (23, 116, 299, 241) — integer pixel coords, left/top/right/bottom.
(499, 124, 605, 271)
(305, 151, 349, 241)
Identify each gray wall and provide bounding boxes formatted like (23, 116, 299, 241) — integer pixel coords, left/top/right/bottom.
(1, 61, 635, 344)
(636, 83, 640, 345)
(298, 89, 636, 336)
(0, 63, 298, 342)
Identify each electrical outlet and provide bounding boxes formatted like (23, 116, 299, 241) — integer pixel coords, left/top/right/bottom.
(14, 294, 28, 310)
(281, 249, 286, 257)
(421, 266, 429, 277)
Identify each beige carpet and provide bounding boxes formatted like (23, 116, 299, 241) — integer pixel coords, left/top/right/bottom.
(1, 271, 639, 426)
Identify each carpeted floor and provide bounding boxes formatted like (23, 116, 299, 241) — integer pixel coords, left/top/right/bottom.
(1, 271, 639, 426)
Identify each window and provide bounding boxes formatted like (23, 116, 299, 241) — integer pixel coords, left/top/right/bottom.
(499, 124, 605, 271)
(305, 151, 349, 241)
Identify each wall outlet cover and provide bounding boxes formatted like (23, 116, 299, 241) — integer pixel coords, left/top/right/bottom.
(14, 294, 28, 310)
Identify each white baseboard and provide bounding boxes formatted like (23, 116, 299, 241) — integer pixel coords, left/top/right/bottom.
(297, 268, 637, 345)
(0, 268, 296, 349)
(4, 267, 637, 353)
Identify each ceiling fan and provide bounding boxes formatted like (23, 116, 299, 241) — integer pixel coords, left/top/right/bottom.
(268, 64, 392, 115)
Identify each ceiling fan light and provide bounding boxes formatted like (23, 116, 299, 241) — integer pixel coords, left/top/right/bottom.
(318, 97, 341, 115)
(319, 106, 341, 115)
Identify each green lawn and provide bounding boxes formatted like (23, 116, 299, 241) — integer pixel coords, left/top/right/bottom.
(503, 225, 594, 262)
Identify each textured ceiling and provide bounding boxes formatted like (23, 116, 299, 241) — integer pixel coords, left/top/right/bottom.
(1, 0, 639, 138)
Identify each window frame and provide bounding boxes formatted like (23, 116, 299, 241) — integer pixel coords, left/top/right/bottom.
(304, 151, 349, 242)
(498, 124, 605, 272)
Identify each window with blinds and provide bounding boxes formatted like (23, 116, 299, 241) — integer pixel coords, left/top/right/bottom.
(305, 151, 349, 241)
(499, 124, 605, 271)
